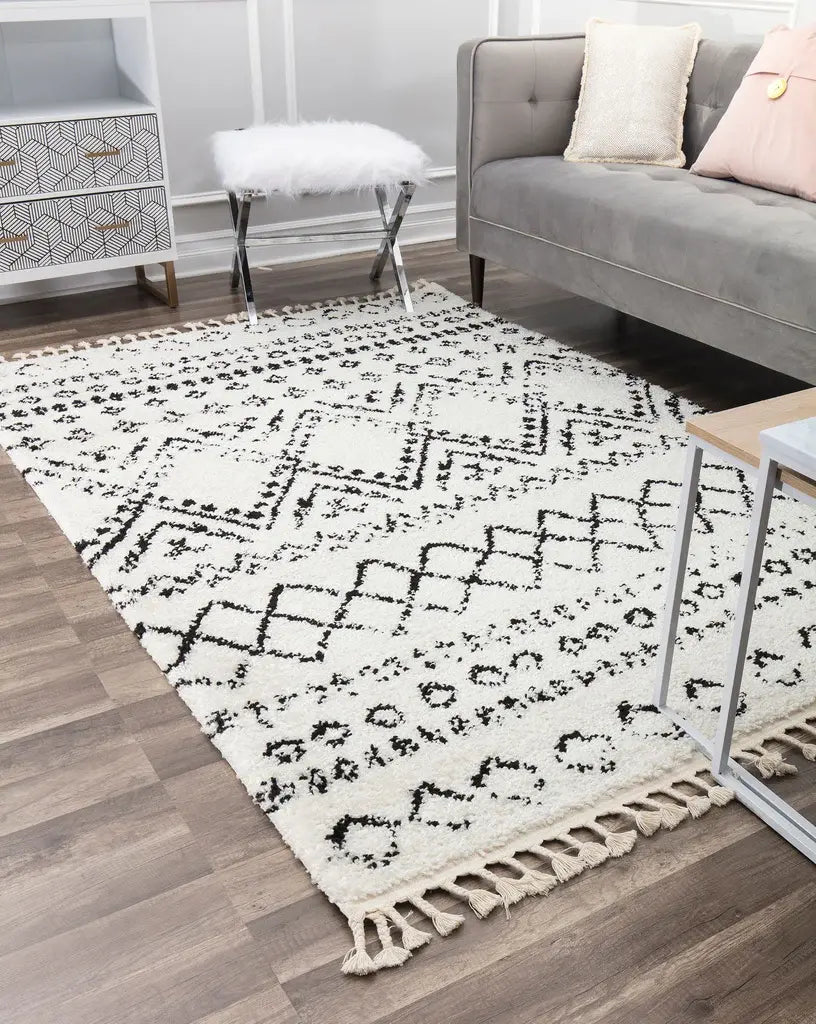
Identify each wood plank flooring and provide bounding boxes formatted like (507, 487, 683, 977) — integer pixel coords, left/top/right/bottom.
(1, 241, 815, 1024)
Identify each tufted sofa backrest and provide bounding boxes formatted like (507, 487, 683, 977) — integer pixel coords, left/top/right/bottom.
(464, 35, 760, 178)
(683, 38, 759, 166)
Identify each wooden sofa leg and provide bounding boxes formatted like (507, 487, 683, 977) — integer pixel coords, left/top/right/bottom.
(469, 254, 485, 307)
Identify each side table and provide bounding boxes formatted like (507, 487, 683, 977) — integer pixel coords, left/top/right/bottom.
(654, 389, 816, 863)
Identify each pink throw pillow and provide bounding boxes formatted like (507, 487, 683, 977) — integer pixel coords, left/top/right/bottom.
(691, 24, 816, 201)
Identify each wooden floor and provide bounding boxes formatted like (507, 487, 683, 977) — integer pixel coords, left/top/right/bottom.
(2, 241, 815, 1024)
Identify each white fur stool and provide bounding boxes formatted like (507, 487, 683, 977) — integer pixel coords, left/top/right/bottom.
(212, 122, 429, 324)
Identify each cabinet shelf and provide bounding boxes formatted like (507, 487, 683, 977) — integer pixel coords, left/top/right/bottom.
(0, 96, 155, 125)
(0, 1, 148, 24)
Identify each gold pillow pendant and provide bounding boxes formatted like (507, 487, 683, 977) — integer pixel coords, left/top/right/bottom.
(767, 76, 788, 100)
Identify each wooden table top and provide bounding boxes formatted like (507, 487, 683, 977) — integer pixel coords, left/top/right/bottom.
(686, 387, 816, 500)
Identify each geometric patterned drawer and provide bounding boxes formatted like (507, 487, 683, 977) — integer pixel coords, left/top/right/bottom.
(0, 187, 171, 272)
(0, 115, 163, 199)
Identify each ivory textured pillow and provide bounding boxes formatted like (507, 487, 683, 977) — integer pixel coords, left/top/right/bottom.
(565, 19, 702, 167)
(691, 24, 816, 201)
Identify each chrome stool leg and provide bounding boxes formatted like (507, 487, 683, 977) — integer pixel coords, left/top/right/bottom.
(227, 190, 241, 291)
(225, 182, 417, 322)
(371, 182, 416, 313)
(228, 190, 258, 326)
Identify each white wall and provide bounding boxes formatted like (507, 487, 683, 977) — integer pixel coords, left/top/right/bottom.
(520, 0, 806, 35)
(614, 0, 799, 35)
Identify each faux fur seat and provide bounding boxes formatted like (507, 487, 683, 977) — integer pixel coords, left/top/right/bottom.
(212, 121, 429, 196)
(213, 120, 427, 325)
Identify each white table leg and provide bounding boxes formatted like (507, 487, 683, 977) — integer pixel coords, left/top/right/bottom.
(654, 440, 703, 710)
(655, 435, 816, 863)
(707, 454, 816, 862)
(711, 453, 778, 775)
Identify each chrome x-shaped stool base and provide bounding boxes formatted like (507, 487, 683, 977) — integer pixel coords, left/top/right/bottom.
(227, 182, 417, 326)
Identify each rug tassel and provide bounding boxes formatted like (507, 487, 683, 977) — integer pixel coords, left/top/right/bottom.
(559, 833, 609, 869)
(588, 822, 637, 857)
(502, 857, 558, 895)
(684, 774, 735, 807)
(533, 844, 585, 882)
(408, 895, 465, 936)
(621, 806, 663, 837)
(475, 869, 525, 914)
(685, 794, 712, 819)
(741, 746, 798, 779)
(798, 723, 816, 760)
(665, 785, 711, 819)
(643, 796, 689, 830)
(386, 908, 432, 951)
(787, 725, 816, 760)
(707, 784, 735, 806)
(441, 881, 502, 919)
(775, 732, 816, 763)
(341, 918, 376, 976)
(371, 912, 411, 969)
(577, 841, 610, 868)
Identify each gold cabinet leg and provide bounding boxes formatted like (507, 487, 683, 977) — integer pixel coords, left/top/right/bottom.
(163, 261, 179, 307)
(135, 261, 179, 308)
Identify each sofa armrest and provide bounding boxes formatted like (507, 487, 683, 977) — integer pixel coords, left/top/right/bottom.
(456, 35, 585, 252)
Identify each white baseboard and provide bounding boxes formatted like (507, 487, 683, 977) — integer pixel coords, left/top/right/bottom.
(0, 199, 456, 306)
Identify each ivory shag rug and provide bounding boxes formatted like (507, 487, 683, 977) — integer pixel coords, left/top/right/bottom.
(1, 281, 815, 975)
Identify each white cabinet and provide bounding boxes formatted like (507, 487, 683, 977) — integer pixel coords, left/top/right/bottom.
(0, 0, 177, 306)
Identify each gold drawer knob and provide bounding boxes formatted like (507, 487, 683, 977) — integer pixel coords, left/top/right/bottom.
(0, 232, 27, 244)
(0, 157, 16, 168)
(83, 147, 121, 159)
(94, 219, 131, 231)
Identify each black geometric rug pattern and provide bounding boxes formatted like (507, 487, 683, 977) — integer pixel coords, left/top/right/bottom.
(1, 282, 813, 974)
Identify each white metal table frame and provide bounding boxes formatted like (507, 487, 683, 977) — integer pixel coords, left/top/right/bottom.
(227, 181, 417, 326)
(654, 431, 816, 864)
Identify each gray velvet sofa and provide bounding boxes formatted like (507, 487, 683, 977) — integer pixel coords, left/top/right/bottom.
(457, 35, 816, 384)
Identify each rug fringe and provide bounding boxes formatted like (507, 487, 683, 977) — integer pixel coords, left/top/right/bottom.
(339, 707, 816, 975)
(0, 282, 414, 364)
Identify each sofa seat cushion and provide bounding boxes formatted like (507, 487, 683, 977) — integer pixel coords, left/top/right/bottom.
(470, 156, 816, 331)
